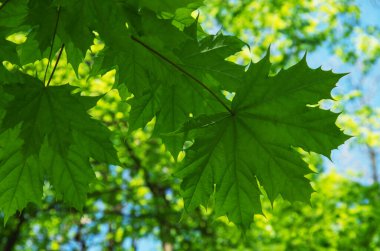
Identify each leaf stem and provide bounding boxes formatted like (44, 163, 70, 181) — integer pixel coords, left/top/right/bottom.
(130, 35, 233, 115)
(44, 5, 61, 85)
(46, 43, 65, 87)
(0, 0, 10, 12)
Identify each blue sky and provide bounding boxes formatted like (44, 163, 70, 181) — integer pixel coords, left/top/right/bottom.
(359, 0, 380, 26)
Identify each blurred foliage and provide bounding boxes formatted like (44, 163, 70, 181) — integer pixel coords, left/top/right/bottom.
(202, 0, 380, 72)
(1, 0, 380, 250)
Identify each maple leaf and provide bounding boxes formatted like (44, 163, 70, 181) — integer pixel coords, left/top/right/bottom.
(0, 78, 118, 220)
(177, 52, 349, 229)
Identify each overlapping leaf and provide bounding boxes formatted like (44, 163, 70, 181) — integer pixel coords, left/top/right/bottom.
(0, 78, 118, 220)
(177, 52, 349, 229)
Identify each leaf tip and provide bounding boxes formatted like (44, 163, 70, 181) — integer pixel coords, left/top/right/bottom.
(265, 45, 272, 60)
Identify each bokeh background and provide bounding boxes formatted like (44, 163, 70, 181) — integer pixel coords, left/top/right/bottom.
(0, 0, 380, 250)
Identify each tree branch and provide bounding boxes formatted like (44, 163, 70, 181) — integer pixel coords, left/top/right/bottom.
(4, 213, 25, 251)
(121, 137, 175, 248)
(368, 145, 378, 184)
(74, 221, 87, 251)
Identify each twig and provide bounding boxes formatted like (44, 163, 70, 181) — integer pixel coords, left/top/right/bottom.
(46, 43, 65, 87)
(44, 6, 61, 84)
(0, 0, 11, 12)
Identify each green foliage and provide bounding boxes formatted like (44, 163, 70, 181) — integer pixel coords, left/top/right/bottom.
(0, 79, 117, 221)
(0, 0, 348, 228)
(178, 53, 348, 229)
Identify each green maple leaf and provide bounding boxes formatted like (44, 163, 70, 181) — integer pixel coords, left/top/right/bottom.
(0, 78, 118, 220)
(177, 52, 349, 229)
